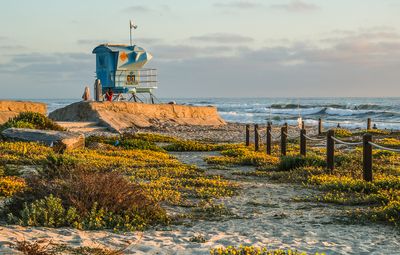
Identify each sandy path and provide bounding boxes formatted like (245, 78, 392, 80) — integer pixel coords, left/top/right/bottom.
(0, 152, 399, 254)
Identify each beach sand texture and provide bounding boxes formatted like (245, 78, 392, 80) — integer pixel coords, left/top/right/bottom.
(1, 151, 399, 255)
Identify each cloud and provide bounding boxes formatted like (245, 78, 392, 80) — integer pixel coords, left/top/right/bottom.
(271, 1, 319, 12)
(1, 27, 400, 98)
(189, 33, 254, 44)
(77, 38, 163, 47)
(132, 38, 163, 45)
(214, 1, 263, 9)
(152, 28, 400, 97)
(122, 5, 152, 13)
(122, 4, 171, 14)
(149, 44, 236, 61)
(0, 52, 94, 98)
(321, 27, 400, 45)
(0, 45, 26, 51)
(0, 37, 27, 53)
(77, 39, 109, 45)
(0, 53, 93, 80)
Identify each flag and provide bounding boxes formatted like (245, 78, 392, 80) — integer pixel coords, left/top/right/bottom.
(130, 20, 137, 29)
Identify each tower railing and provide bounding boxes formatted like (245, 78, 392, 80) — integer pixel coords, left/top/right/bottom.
(114, 68, 157, 89)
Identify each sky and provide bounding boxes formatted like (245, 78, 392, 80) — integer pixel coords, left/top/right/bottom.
(0, 0, 400, 99)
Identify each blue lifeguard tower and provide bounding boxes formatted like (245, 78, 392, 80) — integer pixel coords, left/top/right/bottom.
(92, 21, 157, 103)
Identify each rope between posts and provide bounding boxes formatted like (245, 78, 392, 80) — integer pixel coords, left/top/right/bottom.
(331, 136, 363, 146)
(283, 132, 298, 140)
(368, 142, 400, 153)
(302, 134, 325, 142)
(268, 129, 281, 139)
(259, 130, 268, 139)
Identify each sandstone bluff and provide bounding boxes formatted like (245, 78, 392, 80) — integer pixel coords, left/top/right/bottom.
(49, 101, 226, 132)
(0, 101, 47, 124)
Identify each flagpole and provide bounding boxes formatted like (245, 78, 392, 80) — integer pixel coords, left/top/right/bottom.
(130, 21, 132, 46)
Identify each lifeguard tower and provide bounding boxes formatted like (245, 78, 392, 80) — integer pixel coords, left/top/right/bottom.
(92, 21, 157, 103)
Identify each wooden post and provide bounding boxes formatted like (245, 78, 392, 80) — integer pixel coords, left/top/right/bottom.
(254, 124, 260, 151)
(245, 124, 250, 146)
(300, 128, 306, 156)
(281, 124, 287, 156)
(327, 129, 335, 173)
(363, 134, 373, 182)
(318, 118, 322, 135)
(301, 121, 305, 130)
(367, 118, 372, 130)
(266, 122, 272, 155)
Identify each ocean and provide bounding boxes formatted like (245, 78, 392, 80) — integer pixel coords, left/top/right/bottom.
(25, 97, 400, 130)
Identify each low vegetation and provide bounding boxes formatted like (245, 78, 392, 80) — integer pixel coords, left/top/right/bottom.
(0, 112, 65, 132)
(86, 133, 238, 152)
(12, 239, 123, 255)
(7, 172, 168, 231)
(1, 114, 399, 252)
(210, 245, 323, 255)
(205, 146, 280, 168)
(0, 132, 238, 231)
(0, 176, 26, 197)
(205, 132, 400, 227)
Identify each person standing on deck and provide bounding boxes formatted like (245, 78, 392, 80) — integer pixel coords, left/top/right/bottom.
(105, 88, 114, 102)
(82, 86, 90, 101)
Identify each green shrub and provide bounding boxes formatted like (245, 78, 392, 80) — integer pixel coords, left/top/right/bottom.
(117, 139, 164, 151)
(163, 140, 217, 151)
(85, 135, 164, 151)
(9, 195, 80, 228)
(210, 245, 322, 255)
(379, 138, 400, 147)
(125, 133, 178, 143)
(354, 129, 391, 136)
(13, 239, 123, 255)
(6, 171, 169, 231)
(206, 147, 280, 168)
(8, 194, 168, 231)
(41, 153, 80, 178)
(6, 120, 35, 130)
(0, 112, 65, 132)
(279, 155, 325, 171)
(332, 128, 352, 138)
(370, 200, 400, 225)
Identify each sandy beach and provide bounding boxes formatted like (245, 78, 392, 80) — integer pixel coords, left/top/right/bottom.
(1, 149, 399, 254)
(2, 0, 400, 253)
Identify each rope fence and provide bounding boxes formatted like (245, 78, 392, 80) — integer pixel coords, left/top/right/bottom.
(268, 129, 281, 140)
(302, 134, 325, 142)
(368, 142, 400, 153)
(245, 118, 400, 182)
(330, 137, 363, 146)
